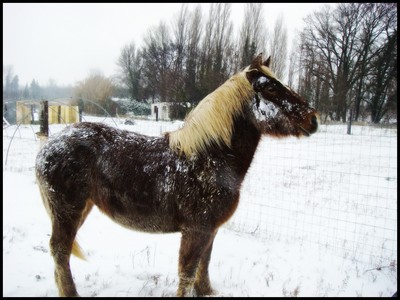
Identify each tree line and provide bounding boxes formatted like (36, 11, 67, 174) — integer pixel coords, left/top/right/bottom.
(116, 4, 276, 110)
(116, 3, 396, 123)
(293, 3, 397, 123)
(3, 67, 74, 102)
(3, 3, 397, 123)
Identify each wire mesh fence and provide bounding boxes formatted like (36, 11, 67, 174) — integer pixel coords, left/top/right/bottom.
(227, 123, 397, 270)
(3, 114, 397, 273)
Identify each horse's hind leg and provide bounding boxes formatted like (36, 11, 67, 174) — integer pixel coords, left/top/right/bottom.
(49, 198, 93, 297)
(50, 219, 80, 297)
(177, 228, 216, 297)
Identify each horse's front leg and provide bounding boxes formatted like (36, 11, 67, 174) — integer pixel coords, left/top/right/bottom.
(177, 228, 216, 297)
(194, 230, 217, 296)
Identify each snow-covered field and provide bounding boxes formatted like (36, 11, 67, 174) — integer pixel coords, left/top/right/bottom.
(3, 116, 397, 297)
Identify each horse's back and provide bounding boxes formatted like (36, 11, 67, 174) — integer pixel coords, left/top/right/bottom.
(36, 122, 97, 193)
(35, 122, 181, 232)
(36, 122, 111, 188)
(36, 122, 159, 180)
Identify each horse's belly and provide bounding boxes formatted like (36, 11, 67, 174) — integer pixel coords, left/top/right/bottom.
(112, 212, 180, 233)
(94, 198, 180, 233)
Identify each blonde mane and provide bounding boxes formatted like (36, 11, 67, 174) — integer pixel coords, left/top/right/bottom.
(169, 70, 254, 157)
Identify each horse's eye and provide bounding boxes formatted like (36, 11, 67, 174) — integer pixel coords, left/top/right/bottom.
(266, 85, 276, 93)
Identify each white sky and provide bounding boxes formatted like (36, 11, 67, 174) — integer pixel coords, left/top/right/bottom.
(3, 3, 334, 87)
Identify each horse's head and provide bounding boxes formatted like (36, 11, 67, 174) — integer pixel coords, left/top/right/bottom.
(245, 54, 319, 137)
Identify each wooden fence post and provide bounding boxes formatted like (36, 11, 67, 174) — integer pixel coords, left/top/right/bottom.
(37, 100, 49, 148)
(39, 100, 49, 137)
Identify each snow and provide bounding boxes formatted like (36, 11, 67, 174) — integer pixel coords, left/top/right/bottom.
(3, 116, 397, 297)
(253, 100, 279, 121)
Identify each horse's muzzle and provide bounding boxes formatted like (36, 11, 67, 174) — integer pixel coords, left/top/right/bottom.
(309, 114, 319, 134)
(299, 114, 319, 136)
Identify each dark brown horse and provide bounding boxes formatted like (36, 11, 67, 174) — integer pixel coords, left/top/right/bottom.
(35, 54, 318, 297)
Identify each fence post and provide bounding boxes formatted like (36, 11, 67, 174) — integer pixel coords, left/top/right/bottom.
(155, 105, 159, 122)
(347, 109, 352, 135)
(37, 100, 49, 148)
(31, 104, 35, 124)
(78, 98, 84, 122)
(39, 100, 49, 137)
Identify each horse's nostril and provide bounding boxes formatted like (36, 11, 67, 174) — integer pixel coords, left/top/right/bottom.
(311, 115, 318, 127)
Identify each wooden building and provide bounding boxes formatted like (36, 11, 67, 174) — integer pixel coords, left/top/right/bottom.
(15, 99, 79, 125)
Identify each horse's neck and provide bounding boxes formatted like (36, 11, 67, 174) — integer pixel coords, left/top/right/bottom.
(229, 110, 261, 179)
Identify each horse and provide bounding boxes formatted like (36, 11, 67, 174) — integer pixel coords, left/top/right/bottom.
(35, 53, 319, 297)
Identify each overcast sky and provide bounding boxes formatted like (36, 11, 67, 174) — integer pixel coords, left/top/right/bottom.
(3, 3, 334, 87)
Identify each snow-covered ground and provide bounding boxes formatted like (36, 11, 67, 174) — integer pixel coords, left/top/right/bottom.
(3, 116, 397, 297)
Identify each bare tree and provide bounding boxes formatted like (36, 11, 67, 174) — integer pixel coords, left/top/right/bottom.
(238, 3, 267, 68)
(366, 29, 397, 123)
(211, 3, 233, 76)
(268, 14, 288, 80)
(74, 72, 114, 115)
(199, 3, 233, 97)
(117, 42, 143, 101)
(3, 65, 16, 100)
(299, 3, 397, 122)
(301, 4, 364, 121)
(142, 22, 174, 103)
(170, 4, 189, 103)
(185, 5, 203, 104)
(30, 79, 41, 100)
(352, 3, 397, 121)
(287, 35, 299, 90)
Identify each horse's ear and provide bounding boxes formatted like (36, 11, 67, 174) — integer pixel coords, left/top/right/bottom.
(245, 69, 260, 84)
(246, 53, 264, 84)
(249, 53, 263, 70)
(263, 56, 271, 68)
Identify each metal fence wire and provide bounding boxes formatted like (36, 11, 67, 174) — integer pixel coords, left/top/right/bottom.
(3, 114, 397, 272)
(227, 123, 397, 270)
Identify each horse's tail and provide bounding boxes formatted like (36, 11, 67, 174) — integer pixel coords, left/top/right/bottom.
(37, 183, 87, 261)
(72, 240, 86, 260)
